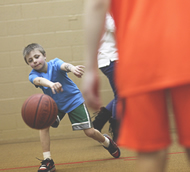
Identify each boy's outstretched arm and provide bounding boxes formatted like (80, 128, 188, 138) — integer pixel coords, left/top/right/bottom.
(82, 0, 110, 110)
(61, 63, 85, 78)
(33, 77, 63, 94)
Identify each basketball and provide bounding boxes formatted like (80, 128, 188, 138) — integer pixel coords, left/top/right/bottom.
(21, 94, 58, 129)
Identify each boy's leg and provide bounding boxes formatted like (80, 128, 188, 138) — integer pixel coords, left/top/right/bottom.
(84, 128, 105, 142)
(38, 127, 56, 172)
(84, 128, 120, 158)
(39, 128, 50, 153)
(38, 111, 65, 171)
(68, 103, 120, 158)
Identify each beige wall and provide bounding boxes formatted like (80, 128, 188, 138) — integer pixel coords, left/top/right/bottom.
(0, 0, 113, 143)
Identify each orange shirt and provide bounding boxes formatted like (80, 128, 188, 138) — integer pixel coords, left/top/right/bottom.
(111, 0, 190, 96)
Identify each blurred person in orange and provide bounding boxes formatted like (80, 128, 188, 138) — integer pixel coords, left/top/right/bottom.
(82, 0, 190, 171)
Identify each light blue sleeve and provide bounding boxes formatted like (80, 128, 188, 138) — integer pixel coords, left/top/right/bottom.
(29, 70, 40, 84)
(53, 58, 65, 71)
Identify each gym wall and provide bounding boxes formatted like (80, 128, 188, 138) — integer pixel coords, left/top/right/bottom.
(0, 0, 113, 143)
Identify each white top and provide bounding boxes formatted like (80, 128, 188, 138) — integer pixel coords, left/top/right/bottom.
(97, 13, 118, 68)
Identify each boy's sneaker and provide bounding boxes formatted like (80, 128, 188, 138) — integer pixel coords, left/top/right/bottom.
(103, 134, 120, 158)
(38, 158, 56, 172)
(51, 115, 60, 128)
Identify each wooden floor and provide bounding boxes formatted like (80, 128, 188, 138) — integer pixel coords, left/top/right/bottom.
(0, 126, 189, 172)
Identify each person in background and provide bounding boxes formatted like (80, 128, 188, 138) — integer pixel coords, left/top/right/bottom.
(92, 13, 118, 141)
(82, 0, 190, 172)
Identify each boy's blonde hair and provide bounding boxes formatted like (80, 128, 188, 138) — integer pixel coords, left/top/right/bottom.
(23, 43, 46, 64)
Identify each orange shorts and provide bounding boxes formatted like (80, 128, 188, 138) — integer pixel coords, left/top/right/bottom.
(117, 84, 190, 152)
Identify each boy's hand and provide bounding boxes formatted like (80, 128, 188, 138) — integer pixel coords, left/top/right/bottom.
(71, 65, 85, 78)
(50, 82, 63, 94)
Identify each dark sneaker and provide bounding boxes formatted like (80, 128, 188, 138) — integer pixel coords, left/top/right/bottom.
(103, 134, 120, 158)
(51, 115, 60, 128)
(92, 107, 112, 132)
(109, 118, 118, 142)
(38, 158, 56, 172)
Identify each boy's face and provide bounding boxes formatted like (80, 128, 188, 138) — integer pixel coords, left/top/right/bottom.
(25, 49, 47, 72)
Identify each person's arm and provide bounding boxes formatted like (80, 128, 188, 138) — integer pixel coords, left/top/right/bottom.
(60, 62, 85, 78)
(33, 77, 63, 94)
(84, 0, 110, 70)
(82, 0, 111, 110)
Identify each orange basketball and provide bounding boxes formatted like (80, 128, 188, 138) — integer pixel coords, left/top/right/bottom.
(21, 94, 58, 129)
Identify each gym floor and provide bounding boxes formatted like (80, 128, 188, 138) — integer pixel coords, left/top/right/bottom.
(0, 122, 189, 172)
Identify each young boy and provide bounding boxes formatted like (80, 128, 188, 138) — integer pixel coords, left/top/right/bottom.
(23, 43, 120, 172)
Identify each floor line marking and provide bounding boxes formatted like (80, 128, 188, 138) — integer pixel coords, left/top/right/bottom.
(0, 152, 185, 171)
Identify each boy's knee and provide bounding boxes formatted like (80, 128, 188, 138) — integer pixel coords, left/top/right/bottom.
(84, 128, 95, 138)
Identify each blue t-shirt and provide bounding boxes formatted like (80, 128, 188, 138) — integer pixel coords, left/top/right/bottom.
(29, 58, 84, 113)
